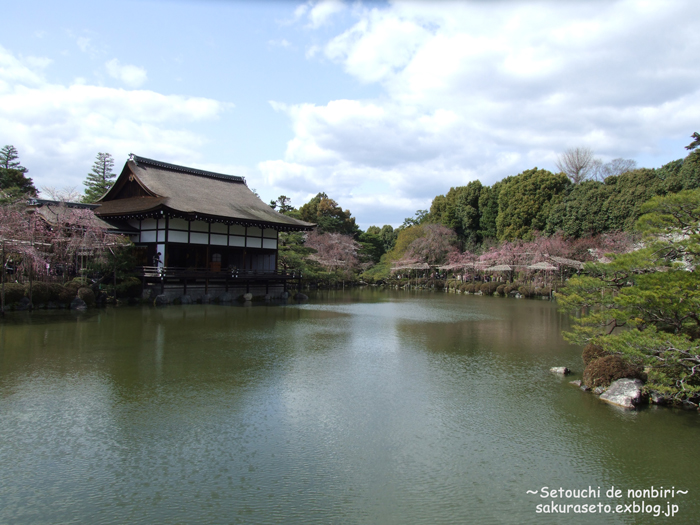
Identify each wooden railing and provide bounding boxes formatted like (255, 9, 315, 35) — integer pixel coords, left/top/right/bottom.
(136, 266, 301, 280)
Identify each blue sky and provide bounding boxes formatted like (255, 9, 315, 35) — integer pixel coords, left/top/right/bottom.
(1, 0, 699, 229)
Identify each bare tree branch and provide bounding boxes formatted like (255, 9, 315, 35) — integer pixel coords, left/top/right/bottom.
(555, 147, 595, 184)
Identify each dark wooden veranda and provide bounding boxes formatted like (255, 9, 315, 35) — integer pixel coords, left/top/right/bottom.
(138, 266, 303, 295)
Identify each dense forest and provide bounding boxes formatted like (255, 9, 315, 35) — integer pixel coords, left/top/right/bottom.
(268, 139, 700, 285)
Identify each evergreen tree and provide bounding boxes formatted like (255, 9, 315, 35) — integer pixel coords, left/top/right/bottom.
(83, 153, 116, 203)
(0, 145, 28, 172)
(557, 189, 700, 402)
(0, 145, 36, 199)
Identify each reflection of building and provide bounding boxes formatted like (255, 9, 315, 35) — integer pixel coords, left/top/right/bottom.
(94, 155, 314, 299)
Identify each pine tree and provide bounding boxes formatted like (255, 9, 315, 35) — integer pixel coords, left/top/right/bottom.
(0, 145, 36, 199)
(0, 145, 28, 172)
(83, 152, 116, 203)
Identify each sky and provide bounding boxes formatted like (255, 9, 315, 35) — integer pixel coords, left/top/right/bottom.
(1, 0, 699, 229)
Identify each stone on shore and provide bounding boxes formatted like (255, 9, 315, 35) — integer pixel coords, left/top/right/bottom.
(294, 293, 308, 301)
(600, 378, 645, 408)
(550, 367, 570, 375)
(154, 294, 170, 307)
(243, 293, 253, 301)
(70, 297, 87, 310)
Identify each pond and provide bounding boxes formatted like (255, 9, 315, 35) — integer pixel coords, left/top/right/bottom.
(1, 289, 698, 524)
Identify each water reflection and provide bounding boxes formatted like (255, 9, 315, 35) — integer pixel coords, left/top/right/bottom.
(1, 292, 699, 524)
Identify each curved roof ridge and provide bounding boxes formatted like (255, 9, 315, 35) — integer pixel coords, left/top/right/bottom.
(130, 154, 246, 184)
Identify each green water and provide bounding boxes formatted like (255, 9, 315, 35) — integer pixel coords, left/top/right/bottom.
(1, 290, 698, 524)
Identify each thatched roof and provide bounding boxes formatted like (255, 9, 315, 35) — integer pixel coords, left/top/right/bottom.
(29, 199, 124, 232)
(95, 155, 314, 231)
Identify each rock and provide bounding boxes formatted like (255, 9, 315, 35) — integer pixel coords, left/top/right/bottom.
(649, 392, 670, 405)
(202, 294, 212, 304)
(142, 289, 153, 300)
(220, 293, 233, 303)
(180, 295, 192, 305)
(569, 380, 582, 387)
(681, 399, 698, 410)
(580, 384, 591, 392)
(550, 367, 571, 375)
(70, 297, 87, 310)
(154, 294, 170, 307)
(593, 386, 606, 395)
(294, 293, 308, 301)
(280, 291, 289, 300)
(264, 294, 271, 302)
(243, 293, 253, 301)
(600, 378, 646, 408)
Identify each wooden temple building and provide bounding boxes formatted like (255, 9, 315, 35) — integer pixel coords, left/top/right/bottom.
(94, 155, 314, 299)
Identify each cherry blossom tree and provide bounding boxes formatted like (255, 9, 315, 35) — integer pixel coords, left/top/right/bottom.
(404, 224, 459, 265)
(305, 230, 361, 275)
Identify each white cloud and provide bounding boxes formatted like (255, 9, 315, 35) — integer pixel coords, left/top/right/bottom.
(265, 0, 700, 226)
(0, 46, 231, 194)
(76, 37, 92, 53)
(307, 0, 346, 29)
(105, 58, 148, 87)
(268, 38, 292, 48)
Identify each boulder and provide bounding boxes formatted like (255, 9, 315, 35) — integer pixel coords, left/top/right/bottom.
(202, 294, 212, 304)
(569, 380, 582, 387)
(16, 297, 32, 310)
(142, 289, 153, 301)
(220, 293, 233, 303)
(70, 297, 87, 310)
(600, 378, 646, 408)
(280, 291, 289, 300)
(180, 295, 192, 305)
(593, 386, 606, 395)
(294, 293, 308, 301)
(649, 392, 671, 405)
(550, 367, 570, 375)
(243, 293, 253, 301)
(154, 294, 170, 307)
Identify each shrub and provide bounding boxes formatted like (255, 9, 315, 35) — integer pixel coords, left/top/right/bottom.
(496, 284, 507, 296)
(116, 276, 142, 298)
(518, 285, 534, 298)
(64, 281, 82, 296)
(24, 282, 51, 304)
(582, 354, 646, 388)
(480, 282, 499, 295)
(503, 285, 515, 295)
(582, 343, 607, 366)
(534, 286, 552, 297)
(77, 287, 96, 307)
(2, 283, 25, 305)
